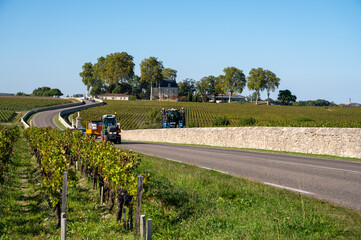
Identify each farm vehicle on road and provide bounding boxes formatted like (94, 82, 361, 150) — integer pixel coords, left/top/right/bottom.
(86, 114, 121, 144)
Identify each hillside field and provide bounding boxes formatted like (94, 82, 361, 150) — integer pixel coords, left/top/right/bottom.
(75, 100, 361, 130)
(0, 96, 72, 112)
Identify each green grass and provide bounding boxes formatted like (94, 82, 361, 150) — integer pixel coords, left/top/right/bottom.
(75, 100, 361, 130)
(54, 114, 67, 130)
(1, 133, 361, 239)
(138, 154, 361, 239)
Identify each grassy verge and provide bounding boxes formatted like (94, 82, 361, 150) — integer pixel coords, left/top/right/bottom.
(138, 154, 361, 239)
(123, 139, 361, 162)
(54, 114, 67, 130)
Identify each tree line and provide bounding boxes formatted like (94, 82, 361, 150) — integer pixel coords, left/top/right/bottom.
(16, 86, 63, 97)
(80, 51, 283, 104)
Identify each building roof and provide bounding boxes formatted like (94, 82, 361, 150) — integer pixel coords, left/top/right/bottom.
(152, 79, 178, 88)
(99, 93, 129, 97)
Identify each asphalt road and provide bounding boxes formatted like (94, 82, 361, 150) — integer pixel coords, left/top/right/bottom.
(117, 141, 361, 211)
(31, 100, 96, 128)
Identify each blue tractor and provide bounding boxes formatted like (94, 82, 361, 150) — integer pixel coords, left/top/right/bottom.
(161, 108, 185, 128)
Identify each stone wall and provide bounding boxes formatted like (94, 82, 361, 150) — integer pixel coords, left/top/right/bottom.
(122, 127, 361, 158)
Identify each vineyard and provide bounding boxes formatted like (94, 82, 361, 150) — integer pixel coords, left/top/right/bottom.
(0, 110, 16, 122)
(0, 96, 72, 111)
(75, 100, 361, 130)
(24, 127, 146, 228)
(0, 126, 20, 184)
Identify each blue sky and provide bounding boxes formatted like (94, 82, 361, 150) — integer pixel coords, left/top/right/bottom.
(1, 0, 360, 103)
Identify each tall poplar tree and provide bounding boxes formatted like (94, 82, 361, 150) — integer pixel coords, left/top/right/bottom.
(247, 67, 266, 105)
(140, 57, 164, 100)
(264, 70, 280, 105)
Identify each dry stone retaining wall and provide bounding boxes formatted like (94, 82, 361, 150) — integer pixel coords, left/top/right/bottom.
(122, 127, 361, 159)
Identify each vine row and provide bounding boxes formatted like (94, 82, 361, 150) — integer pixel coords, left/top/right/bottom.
(0, 126, 20, 184)
(24, 127, 146, 228)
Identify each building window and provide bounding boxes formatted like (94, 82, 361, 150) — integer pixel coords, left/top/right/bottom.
(173, 89, 176, 94)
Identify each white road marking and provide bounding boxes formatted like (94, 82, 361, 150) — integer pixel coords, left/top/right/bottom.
(202, 167, 213, 170)
(263, 182, 314, 195)
(268, 159, 361, 175)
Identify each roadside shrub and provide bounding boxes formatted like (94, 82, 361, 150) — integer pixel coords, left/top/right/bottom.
(211, 115, 230, 127)
(239, 116, 256, 126)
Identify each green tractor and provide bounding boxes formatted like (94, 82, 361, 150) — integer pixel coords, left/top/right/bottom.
(100, 114, 121, 144)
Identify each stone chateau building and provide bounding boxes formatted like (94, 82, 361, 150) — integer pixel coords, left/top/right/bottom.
(152, 79, 179, 100)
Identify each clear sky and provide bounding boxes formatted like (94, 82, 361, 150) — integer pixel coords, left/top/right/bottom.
(1, 0, 360, 103)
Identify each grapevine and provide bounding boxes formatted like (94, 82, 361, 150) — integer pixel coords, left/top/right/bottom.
(75, 100, 361, 129)
(24, 127, 145, 227)
(0, 126, 20, 184)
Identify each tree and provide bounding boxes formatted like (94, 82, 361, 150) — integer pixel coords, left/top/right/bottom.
(162, 68, 177, 80)
(222, 67, 246, 103)
(90, 79, 105, 97)
(264, 70, 280, 105)
(178, 78, 196, 100)
(140, 57, 164, 100)
(93, 56, 106, 82)
(196, 77, 209, 102)
(247, 67, 266, 105)
(43, 88, 63, 97)
(278, 89, 297, 104)
(104, 52, 135, 85)
(214, 75, 225, 95)
(32, 86, 51, 96)
(129, 75, 150, 99)
(112, 82, 132, 94)
(79, 62, 94, 93)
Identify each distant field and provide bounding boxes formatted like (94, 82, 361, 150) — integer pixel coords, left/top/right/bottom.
(0, 96, 72, 111)
(76, 100, 361, 130)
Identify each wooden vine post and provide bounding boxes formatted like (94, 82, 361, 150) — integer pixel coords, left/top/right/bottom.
(61, 171, 68, 240)
(134, 175, 144, 237)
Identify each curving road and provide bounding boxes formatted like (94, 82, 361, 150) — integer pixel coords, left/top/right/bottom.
(118, 142, 361, 211)
(32, 100, 96, 128)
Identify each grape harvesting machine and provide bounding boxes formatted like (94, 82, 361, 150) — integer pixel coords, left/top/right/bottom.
(161, 108, 185, 128)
